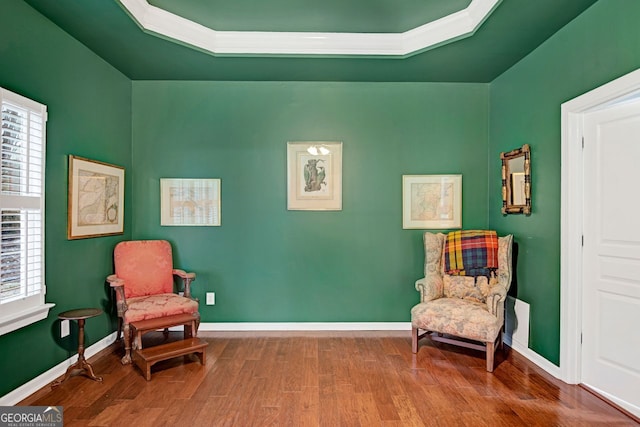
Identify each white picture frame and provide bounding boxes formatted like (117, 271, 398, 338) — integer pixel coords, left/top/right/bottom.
(287, 141, 342, 211)
(402, 174, 462, 229)
(160, 178, 221, 226)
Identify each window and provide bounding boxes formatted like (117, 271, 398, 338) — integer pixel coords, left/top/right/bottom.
(0, 87, 53, 336)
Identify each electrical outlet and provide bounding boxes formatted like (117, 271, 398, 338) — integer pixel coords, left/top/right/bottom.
(206, 292, 215, 305)
(61, 319, 70, 338)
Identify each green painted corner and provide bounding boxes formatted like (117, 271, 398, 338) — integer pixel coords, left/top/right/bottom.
(0, 1, 131, 397)
(488, 0, 640, 365)
(2, 0, 640, 401)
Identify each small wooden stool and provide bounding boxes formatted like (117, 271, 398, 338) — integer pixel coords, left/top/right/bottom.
(133, 338, 207, 381)
(130, 313, 198, 350)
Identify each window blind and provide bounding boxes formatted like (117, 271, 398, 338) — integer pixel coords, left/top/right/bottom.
(0, 89, 46, 307)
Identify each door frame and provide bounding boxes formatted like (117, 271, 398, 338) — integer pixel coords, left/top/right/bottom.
(560, 68, 640, 384)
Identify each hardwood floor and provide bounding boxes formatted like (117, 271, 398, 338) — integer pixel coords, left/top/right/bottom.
(20, 331, 638, 426)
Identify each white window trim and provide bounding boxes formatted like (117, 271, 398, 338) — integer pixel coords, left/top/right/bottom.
(0, 87, 54, 336)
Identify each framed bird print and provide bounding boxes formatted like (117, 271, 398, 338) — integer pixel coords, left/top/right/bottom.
(286, 141, 342, 210)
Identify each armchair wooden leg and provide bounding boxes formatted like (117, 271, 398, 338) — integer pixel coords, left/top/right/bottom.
(486, 341, 495, 372)
(122, 323, 132, 365)
(411, 327, 419, 353)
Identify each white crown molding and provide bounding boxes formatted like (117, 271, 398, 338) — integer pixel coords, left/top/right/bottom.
(117, 0, 502, 57)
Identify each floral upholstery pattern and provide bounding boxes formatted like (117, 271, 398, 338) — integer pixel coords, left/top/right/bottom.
(411, 232, 513, 371)
(411, 298, 502, 342)
(443, 275, 492, 303)
(123, 293, 199, 323)
(114, 240, 174, 299)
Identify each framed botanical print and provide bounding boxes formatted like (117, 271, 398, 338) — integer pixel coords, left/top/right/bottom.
(287, 141, 342, 211)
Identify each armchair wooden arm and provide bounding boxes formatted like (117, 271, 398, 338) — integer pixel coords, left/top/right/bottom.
(107, 274, 123, 287)
(107, 274, 128, 315)
(173, 269, 196, 298)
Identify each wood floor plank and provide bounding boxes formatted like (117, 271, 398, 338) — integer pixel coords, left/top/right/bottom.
(16, 331, 639, 426)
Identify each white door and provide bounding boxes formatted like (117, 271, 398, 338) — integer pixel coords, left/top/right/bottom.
(582, 99, 640, 416)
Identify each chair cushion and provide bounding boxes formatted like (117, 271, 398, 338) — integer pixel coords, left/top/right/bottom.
(411, 298, 502, 343)
(443, 275, 491, 303)
(114, 240, 174, 298)
(123, 293, 199, 323)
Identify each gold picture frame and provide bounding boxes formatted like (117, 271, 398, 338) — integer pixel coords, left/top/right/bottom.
(500, 143, 531, 215)
(67, 155, 125, 239)
(402, 174, 462, 229)
(287, 141, 342, 211)
(160, 178, 221, 226)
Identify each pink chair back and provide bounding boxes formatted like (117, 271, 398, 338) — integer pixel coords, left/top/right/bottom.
(114, 240, 174, 298)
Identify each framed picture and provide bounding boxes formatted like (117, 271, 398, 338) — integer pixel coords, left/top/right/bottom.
(67, 155, 125, 239)
(160, 178, 221, 226)
(402, 174, 462, 229)
(287, 141, 342, 211)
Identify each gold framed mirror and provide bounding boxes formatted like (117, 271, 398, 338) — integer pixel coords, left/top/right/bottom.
(501, 144, 531, 215)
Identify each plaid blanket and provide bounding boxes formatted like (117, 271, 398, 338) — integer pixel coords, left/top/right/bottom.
(444, 230, 498, 277)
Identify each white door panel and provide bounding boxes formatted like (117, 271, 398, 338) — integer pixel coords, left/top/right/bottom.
(597, 293, 640, 373)
(582, 100, 640, 416)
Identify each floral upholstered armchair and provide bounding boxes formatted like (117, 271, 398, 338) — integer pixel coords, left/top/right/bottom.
(411, 231, 513, 372)
(107, 240, 200, 364)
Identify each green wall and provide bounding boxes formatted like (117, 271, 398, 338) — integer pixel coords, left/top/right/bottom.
(0, 1, 132, 397)
(131, 81, 489, 322)
(488, 0, 640, 364)
(6, 0, 634, 399)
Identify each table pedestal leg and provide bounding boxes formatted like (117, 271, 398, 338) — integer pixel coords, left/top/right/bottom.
(51, 318, 103, 387)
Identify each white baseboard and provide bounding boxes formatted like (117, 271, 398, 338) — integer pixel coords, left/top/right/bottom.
(504, 334, 562, 379)
(503, 296, 562, 379)
(582, 384, 640, 418)
(1, 320, 566, 407)
(197, 322, 413, 331)
(0, 332, 118, 406)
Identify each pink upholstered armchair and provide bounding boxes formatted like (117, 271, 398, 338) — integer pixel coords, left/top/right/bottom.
(411, 231, 513, 372)
(106, 240, 200, 364)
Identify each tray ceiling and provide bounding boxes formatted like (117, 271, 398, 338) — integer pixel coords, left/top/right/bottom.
(22, 0, 599, 82)
(119, 0, 497, 57)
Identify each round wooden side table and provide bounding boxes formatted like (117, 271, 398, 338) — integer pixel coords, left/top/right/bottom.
(51, 308, 104, 387)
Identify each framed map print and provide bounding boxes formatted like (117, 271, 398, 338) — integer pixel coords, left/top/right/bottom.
(402, 174, 462, 229)
(287, 141, 342, 210)
(160, 178, 221, 226)
(67, 155, 125, 239)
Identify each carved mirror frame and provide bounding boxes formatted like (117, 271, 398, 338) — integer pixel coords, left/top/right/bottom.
(501, 144, 531, 215)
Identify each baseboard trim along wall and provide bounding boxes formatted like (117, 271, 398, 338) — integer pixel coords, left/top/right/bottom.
(504, 296, 562, 379)
(0, 332, 118, 406)
(504, 336, 562, 379)
(198, 322, 413, 331)
(2, 317, 566, 406)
